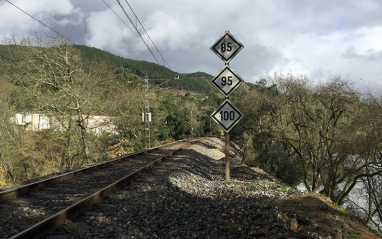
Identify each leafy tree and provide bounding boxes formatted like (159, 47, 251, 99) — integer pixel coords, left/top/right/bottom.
(0, 78, 18, 186)
(343, 92, 382, 232)
(237, 73, 382, 206)
(114, 66, 140, 85)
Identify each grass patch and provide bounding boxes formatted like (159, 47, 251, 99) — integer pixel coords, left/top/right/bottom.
(274, 193, 381, 239)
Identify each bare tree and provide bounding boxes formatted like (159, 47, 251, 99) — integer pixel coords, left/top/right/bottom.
(5, 34, 98, 166)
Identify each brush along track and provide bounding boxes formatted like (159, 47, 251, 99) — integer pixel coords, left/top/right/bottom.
(0, 139, 202, 239)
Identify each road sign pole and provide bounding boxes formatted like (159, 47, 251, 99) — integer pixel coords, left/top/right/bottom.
(225, 132, 230, 181)
(211, 31, 244, 182)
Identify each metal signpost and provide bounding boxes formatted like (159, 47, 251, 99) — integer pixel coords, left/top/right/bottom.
(211, 31, 244, 181)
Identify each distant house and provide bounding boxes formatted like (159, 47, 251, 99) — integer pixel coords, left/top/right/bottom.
(11, 113, 117, 134)
(11, 113, 50, 131)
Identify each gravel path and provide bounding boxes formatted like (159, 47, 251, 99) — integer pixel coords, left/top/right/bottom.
(41, 138, 300, 239)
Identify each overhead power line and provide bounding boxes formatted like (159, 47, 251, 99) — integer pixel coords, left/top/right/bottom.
(115, 0, 160, 65)
(123, 0, 172, 70)
(102, 0, 139, 38)
(4, 0, 74, 44)
(6, 0, 172, 70)
(114, 0, 172, 70)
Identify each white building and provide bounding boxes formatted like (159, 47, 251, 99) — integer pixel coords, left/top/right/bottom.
(11, 113, 116, 135)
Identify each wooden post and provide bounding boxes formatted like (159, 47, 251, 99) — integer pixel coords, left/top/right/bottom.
(225, 132, 230, 181)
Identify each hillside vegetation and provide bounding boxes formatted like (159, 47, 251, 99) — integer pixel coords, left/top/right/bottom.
(0, 35, 223, 187)
(1, 35, 382, 235)
(233, 75, 382, 234)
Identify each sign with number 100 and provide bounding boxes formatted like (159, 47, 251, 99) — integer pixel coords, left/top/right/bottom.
(220, 110, 235, 121)
(211, 99, 243, 132)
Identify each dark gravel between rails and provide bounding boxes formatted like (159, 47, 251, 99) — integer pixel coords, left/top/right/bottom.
(0, 142, 190, 239)
(40, 138, 302, 239)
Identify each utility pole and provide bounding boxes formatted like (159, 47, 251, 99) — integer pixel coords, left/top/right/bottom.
(143, 75, 179, 148)
(144, 76, 151, 148)
(190, 110, 193, 138)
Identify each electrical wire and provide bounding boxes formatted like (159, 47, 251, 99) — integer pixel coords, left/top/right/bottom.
(6, 0, 173, 71)
(115, 0, 161, 66)
(123, 0, 172, 70)
(114, 0, 172, 70)
(4, 0, 74, 44)
(102, 0, 139, 39)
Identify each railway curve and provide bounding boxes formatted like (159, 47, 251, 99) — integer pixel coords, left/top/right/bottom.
(0, 138, 205, 239)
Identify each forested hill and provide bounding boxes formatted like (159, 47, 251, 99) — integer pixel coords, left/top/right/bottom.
(0, 44, 214, 95)
(73, 45, 176, 79)
(74, 45, 215, 94)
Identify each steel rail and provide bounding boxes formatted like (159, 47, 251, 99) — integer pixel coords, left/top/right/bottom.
(10, 139, 197, 239)
(0, 139, 187, 202)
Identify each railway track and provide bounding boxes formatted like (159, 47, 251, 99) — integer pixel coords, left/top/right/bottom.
(0, 138, 205, 239)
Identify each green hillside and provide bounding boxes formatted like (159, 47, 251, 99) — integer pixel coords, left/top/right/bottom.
(0, 44, 215, 94)
(74, 45, 215, 94)
(73, 45, 175, 79)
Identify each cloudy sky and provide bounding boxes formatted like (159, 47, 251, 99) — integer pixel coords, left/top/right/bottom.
(1, 0, 382, 91)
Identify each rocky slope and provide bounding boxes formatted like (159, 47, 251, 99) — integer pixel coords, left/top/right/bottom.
(40, 138, 380, 239)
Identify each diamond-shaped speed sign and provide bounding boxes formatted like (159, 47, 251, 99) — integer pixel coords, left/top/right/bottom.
(211, 31, 244, 63)
(211, 100, 244, 132)
(212, 65, 244, 98)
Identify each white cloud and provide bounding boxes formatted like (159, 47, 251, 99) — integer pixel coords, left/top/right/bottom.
(11, 0, 73, 15)
(144, 11, 199, 51)
(85, 9, 136, 56)
(0, 0, 79, 37)
(266, 24, 382, 89)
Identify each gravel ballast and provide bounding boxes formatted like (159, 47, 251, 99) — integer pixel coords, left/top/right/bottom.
(42, 138, 301, 239)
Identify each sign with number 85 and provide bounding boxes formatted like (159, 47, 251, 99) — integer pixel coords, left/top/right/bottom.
(210, 31, 244, 63)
